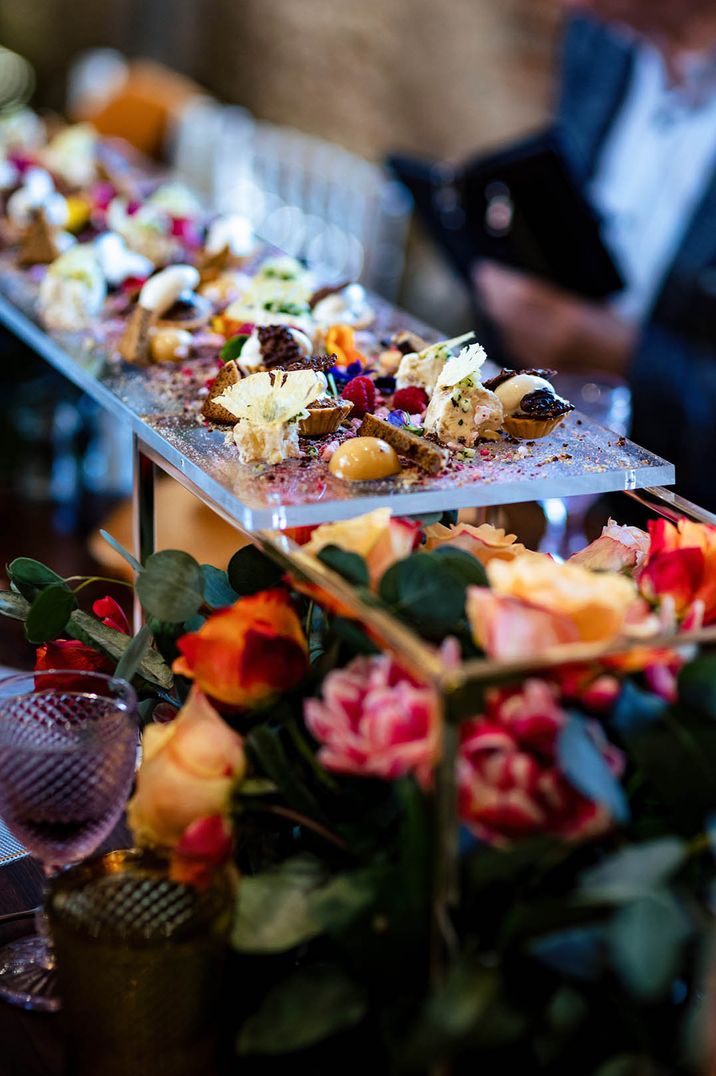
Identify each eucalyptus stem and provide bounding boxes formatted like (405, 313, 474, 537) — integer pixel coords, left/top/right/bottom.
(249, 803, 347, 851)
(67, 576, 135, 594)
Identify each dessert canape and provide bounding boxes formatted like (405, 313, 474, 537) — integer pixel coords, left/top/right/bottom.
(212, 368, 325, 464)
(201, 361, 244, 424)
(107, 196, 181, 266)
(94, 232, 153, 288)
(118, 264, 200, 365)
(37, 245, 106, 331)
(41, 123, 98, 189)
(311, 282, 374, 329)
(329, 437, 401, 481)
(395, 331, 475, 397)
(201, 214, 255, 278)
(423, 345, 503, 450)
(484, 368, 574, 439)
(6, 168, 72, 264)
(235, 324, 313, 372)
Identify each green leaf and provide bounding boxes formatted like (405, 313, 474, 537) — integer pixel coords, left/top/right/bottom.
(0, 590, 31, 621)
(99, 530, 142, 573)
(220, 333, 249, 363)
(114, 624, 152, 683)
(310, 869, 384, 936)
(379, 553, 467, 638)
(431, 546, 488, 587)
(232, 855, 326, 953)
(136, 550, 204, 622)
(237, 965, 366, 1055)
(558, 714, 628, 824)
(68, 610, 173, 690)
(24, 584, 77, 644)
(607, 890, 691, 1000)
(247, 724, 326, 821)
(227, 546, 283, 596)
(7, 558, 67, 601)
(678, 655, 716, 720)
(331, 617, 379, 654)
(201, 565, 238, 609)
(578, 837, 686, 905)
(592, 1057, 646, 1076)
(316, 546, 369, 587)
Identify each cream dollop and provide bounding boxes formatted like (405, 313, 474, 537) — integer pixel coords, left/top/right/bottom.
(94, 232, 153, 287)
(494, 373, 554, 416)
(6, 167, 68, 227)
(139, 265, 200, 314)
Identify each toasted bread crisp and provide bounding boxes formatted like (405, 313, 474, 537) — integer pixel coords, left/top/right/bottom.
(358, 413, 448, 474)
(201, 360, 242, 424)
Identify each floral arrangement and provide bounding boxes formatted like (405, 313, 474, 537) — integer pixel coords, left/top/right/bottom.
(3, 511, 716, 1074)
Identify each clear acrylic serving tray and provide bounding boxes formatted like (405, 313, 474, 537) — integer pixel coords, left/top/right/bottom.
(0, 253, 674, 531)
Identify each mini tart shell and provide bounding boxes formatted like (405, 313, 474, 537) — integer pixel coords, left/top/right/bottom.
(299, 400, 353, 436)
(157, 294, 212, 332)
(502, 413, 568, 440)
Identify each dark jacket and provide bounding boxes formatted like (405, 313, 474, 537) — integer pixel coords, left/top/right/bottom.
(557, 15, 716, 511)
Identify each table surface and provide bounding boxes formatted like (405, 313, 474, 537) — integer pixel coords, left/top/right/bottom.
(0, 259, 675, 531)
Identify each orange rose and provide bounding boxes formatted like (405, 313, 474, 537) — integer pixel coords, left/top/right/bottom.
(324, 323, 366, 366)
(424, 522, 527, 566)
(173, 589, 308, 707)
(569, 520, 650, 573)
(639, 518, 716, 625)
(128, 687, 246, 848)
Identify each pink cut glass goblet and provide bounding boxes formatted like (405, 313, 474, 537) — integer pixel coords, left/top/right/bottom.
(0, 669, 138, 1012)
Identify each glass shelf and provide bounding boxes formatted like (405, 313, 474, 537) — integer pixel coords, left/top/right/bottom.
(0, 256, 674, 531)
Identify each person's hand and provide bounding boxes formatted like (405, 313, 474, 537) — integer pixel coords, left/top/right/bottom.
(473, 261, 637, 375)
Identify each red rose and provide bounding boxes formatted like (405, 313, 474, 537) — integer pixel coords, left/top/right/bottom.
(639, 519, 716, 625)
(35, 639, 114, 691)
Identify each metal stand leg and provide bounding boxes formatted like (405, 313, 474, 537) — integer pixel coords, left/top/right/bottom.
(132, 435, 155, 631)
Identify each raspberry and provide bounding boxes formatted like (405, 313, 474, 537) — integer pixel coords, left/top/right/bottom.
(341, 375, 376, 418)
(392, 386, 429, 414)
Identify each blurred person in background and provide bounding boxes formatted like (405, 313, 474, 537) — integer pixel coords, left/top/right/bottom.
(475, 0, 716, 510)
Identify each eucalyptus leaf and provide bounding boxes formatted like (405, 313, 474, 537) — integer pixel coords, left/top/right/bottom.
(678, 656, 716, 720)
(0, 590, 31, 621)
(114, 624, 152, 683)
(316, 546, 369, 587)
(232, 855, 326, 954)
(379, 554, 467, 638)
(7, 557, 67, 601)
(136, 550, 204, 622)
(309, 868, 384, 936)
(558, 715, 629, 824)
(201, 564, 238, 609)
(607, 890, 691, 1000)
(99, 530, 142, 573)
(68, 610, 173, 690)
(431, 546, 488, 587)
(578, 837, 685, 905)
(227, 546, 283, 596)
(25, 585, 77, 644)
(237, 965, 367, 1055)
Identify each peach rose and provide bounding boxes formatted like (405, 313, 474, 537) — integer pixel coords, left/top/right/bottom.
(128, 687, 246, 848)
(303, 508, 420, 589)
(467, 555, 649, 660)
(424, 521, 527, 566)
(173, 589, 308, 708)
(569, 520, 650, 573)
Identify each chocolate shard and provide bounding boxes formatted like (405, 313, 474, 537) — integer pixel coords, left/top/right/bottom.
(309, 281, 351, 308)
(118, 304, 156, 366)
(358, 413, 448, 474)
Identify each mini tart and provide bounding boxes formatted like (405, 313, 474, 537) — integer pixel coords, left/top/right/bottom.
(299, 397, 353, 436)
(502, 413, 568, 440)
(157, 293, 212, 332)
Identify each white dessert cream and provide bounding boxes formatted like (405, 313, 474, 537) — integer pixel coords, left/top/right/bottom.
(38, 245, 107, 331)
(6, 167, 68, 228)
(312, 284, 374, 329)
(94, 232, 153, 288)
(424, 345, 503, 449)
(139, 265, 200, 315)
(205, 214, 255, 258)
(493, 373, 555, 417)
(106, 197, 179, 265)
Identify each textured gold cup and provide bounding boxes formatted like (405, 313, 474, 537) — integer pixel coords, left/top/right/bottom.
(47, 848, 234, 1076)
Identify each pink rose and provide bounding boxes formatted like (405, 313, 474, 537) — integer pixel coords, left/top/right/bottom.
(569, 520, 650, 572)
(128, 687, 246, 848)
(424, 521, 527, 566)
(304, 654, 438, 787)
(458, 680, 624, 845)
